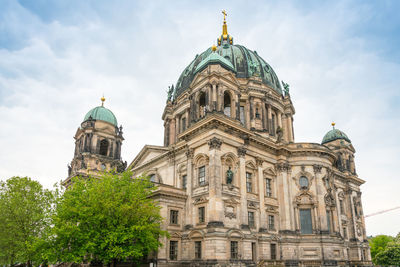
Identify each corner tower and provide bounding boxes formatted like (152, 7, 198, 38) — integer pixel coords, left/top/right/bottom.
(64, 97, 125, 185)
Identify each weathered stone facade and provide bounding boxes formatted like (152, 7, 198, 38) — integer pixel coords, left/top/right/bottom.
(127, 17, 371, 267)
(67, 16, 371, 267)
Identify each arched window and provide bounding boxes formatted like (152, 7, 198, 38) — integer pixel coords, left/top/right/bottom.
(199, 92, 206, 118)
(99, 139, 109, 156)
(224, 91, 231, 117)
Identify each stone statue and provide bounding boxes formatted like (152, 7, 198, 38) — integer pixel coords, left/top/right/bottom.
(276, 126, 283, 143)
(226, 167, 234, 184)
(282, 81, 290, 96)
(67, 164, 72, 176)
(166, 84, 174, 102)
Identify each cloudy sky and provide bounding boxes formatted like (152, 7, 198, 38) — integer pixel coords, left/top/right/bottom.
(1, 0, 399, 236)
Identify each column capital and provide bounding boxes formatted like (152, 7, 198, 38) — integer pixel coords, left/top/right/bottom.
(208, 137, 222, 150)
(185, 148, 194, 159)
(237, 146, 247, 158)
(275, 162, 291, 173)
(313, 164, 323, 174)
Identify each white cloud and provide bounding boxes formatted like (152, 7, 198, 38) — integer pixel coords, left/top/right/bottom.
(0, 0, 399, 236)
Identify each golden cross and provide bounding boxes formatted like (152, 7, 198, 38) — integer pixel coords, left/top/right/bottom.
(222, 10, 227, 21)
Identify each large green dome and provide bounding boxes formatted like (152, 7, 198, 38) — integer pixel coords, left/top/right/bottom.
(173, 44, 283, 98)
(83, 106, 118, 126)
(322, 128, 351, 144)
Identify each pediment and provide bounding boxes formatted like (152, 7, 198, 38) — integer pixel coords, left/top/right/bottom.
(128, 145, 169, 169)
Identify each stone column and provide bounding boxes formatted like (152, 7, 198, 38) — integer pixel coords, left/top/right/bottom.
(267, 104, 272, 135)
(169, 119, 176, 145)
(277, 111, 282, 128)
(185, 148, 194, 226)
(276, 162, 292, 230)
(207, 137, 223, 223)
(262, 102, 268, 131)
(238, 146, 247, 226)
(185, 109, 189, 129)
(288, 115, 294, 142)
(249, 96, 254, 120)
(236, 94, 240, 120)
(313, 165, 325, 232)
(282, 114, 289, 142)
(257, 158, 266, 229)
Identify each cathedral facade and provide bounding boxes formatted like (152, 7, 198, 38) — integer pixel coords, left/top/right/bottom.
(66, 15, 371, 267)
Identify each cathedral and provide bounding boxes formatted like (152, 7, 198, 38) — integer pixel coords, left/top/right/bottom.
(65, 13, 371, 267)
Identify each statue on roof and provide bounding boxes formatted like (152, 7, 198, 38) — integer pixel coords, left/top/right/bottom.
(167, 84, 174, 102)
(282, 81, 290, 96)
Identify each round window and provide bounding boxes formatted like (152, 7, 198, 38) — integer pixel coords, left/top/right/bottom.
(299, 176, 309, 189)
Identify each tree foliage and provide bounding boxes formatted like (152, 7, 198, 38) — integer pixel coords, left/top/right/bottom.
(369, 233, 400, 266)
(49, 171, 166, 265)
(0, 176, 58, 266)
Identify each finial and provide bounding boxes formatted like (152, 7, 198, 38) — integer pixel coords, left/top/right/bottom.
(222, 10, 228, 36)
(331, 122, 336, 129)
(211, 44, 217, 52)
(101, 95, 105, 106)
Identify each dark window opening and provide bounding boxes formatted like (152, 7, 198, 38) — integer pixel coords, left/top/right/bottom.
(271, 244, 277, 260)
(195, 241, 202, 259)
(170, 210, 179, 225)
(231, 241, 238, 259)
(198, 207, 205, 223)
(169, 241, 178, 260)
(99, 139, 109, 156)
(248, 211, 255, 228)
(255, 108, 260, 119)
(326, 210, 331, 233)
(199, 92, 206, 118)
(240, 106, 245, 125)
(182, 174, 187, 189)
(224, 92, 231, 117)
(198, 166, 206, 186)
(252, 242, 256, 262)
(268, 215, 275, 230)
(300, 209, 313, 234)
(266, 178, 272, 197)
(246, 172, 252, 193)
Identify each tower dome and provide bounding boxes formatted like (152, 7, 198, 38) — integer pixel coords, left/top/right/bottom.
(83, 98, 118, 126)
(322, 123, 351, 144)
(173, 13, 282, 99)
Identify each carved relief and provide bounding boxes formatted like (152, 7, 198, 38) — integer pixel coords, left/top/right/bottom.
(325, 190, 336, 207)
(185, 148, 194, 159)
(313, 164, 322, 174)
(208, 137, 222, 150)
(193, 197, 208, 205)
(237, 146, 247, 157)
(276, 162, 290, 172)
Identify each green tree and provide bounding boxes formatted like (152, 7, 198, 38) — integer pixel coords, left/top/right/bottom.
(49, 171, 167, 266)
(375, 240, 400, 266)
(369, 235, 393, 264)
(0, 176, 58, 266)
